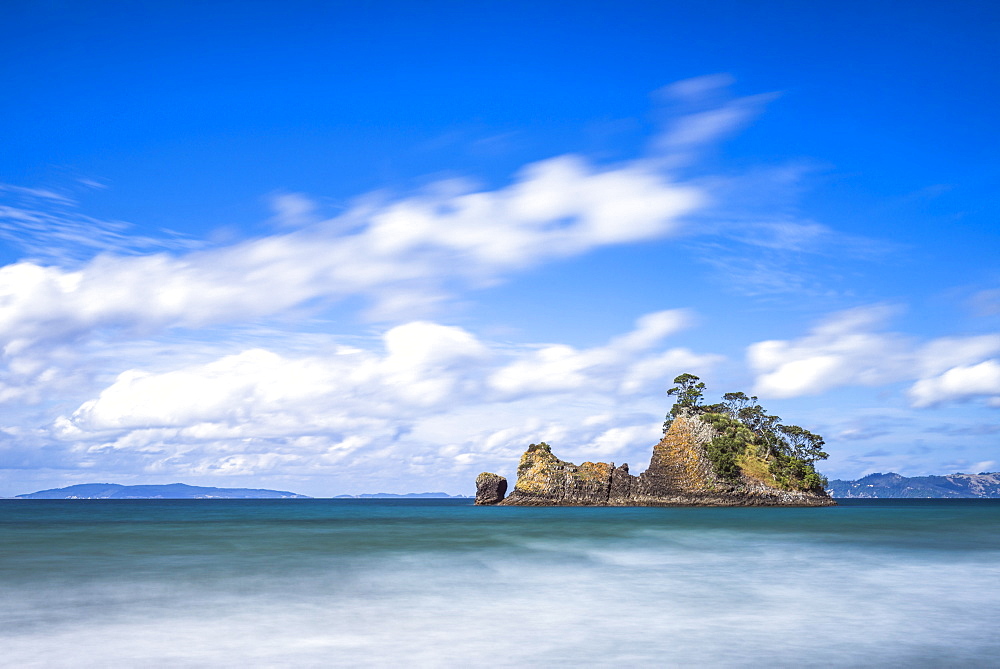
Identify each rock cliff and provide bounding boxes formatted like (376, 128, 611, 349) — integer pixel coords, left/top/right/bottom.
(477, 411, 834, 507)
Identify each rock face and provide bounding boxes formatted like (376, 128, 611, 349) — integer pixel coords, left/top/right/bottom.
(497, 443, 624, 506)
(480, 412, 834, 507)
(474, 472, 508, 505)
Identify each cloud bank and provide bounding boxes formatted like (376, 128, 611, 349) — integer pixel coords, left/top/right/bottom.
(2, 77, 994, 493)
(51, 311, 720, 479)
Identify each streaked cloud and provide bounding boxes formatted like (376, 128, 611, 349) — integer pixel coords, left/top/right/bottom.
(909, 360, 1000, 408)
(748, 305, 1000, 406)
(0, 183, 198, 264)
(0, 154, 702, 355)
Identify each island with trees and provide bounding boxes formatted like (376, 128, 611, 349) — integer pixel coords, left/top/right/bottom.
(475, 374, 835, 507)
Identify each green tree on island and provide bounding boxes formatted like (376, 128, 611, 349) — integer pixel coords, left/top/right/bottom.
(662, 374, 829, 492)
(661, 373, 706, 432)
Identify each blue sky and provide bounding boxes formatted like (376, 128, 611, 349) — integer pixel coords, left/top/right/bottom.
(1, 0, 998, 496)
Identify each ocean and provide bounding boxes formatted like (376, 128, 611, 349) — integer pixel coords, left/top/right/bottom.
(1, 499, 998, 668)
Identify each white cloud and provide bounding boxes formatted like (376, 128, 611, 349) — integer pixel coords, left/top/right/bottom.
(0, 154, 703, 355)
(748, 305, 1000, 407)
(908, 360, 1000, 408)
(915, 335, 1000, 377)
(488, 310, 708, 398)
(748, 305, 909, 397)
(50, 311, 720, 479)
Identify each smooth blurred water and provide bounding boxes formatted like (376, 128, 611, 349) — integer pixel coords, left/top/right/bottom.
(2, 499, 998, 668)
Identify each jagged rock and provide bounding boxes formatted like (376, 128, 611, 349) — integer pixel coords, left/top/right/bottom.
(499, 443, 616, 506)
(609, 463, 633, 499)
(482, 412, 835, 507)
(474, 472, 508, 505)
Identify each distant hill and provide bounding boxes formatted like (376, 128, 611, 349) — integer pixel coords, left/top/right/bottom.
(332, 492, 470, 499)
(15, 483, 309, 499)
(827, 472, 1000, 498)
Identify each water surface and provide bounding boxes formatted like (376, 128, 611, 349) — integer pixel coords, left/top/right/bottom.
(2, 499, 997, 667)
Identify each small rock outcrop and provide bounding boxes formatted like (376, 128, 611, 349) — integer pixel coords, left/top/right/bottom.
(475, 472, 508, 505)
(478, 412, 835, 507)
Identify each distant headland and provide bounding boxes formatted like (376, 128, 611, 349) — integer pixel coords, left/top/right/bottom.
(477, 374, 835, 507)
(828, 472, 1000, 498)
(10, 484, 472, 500)
(14, 483, 309, 499)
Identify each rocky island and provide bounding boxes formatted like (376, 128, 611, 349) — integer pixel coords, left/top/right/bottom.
(476, 374, 835, 507)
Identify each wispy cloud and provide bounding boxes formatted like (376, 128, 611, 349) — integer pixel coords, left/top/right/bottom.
(649, 74, 777, 163)
(682, 161, 900, 298)
(969, 287, 1000, 317)
(0, 183, 199, 265)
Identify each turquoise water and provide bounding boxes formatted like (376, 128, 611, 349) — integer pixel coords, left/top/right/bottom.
(2, 499, 998, 668)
